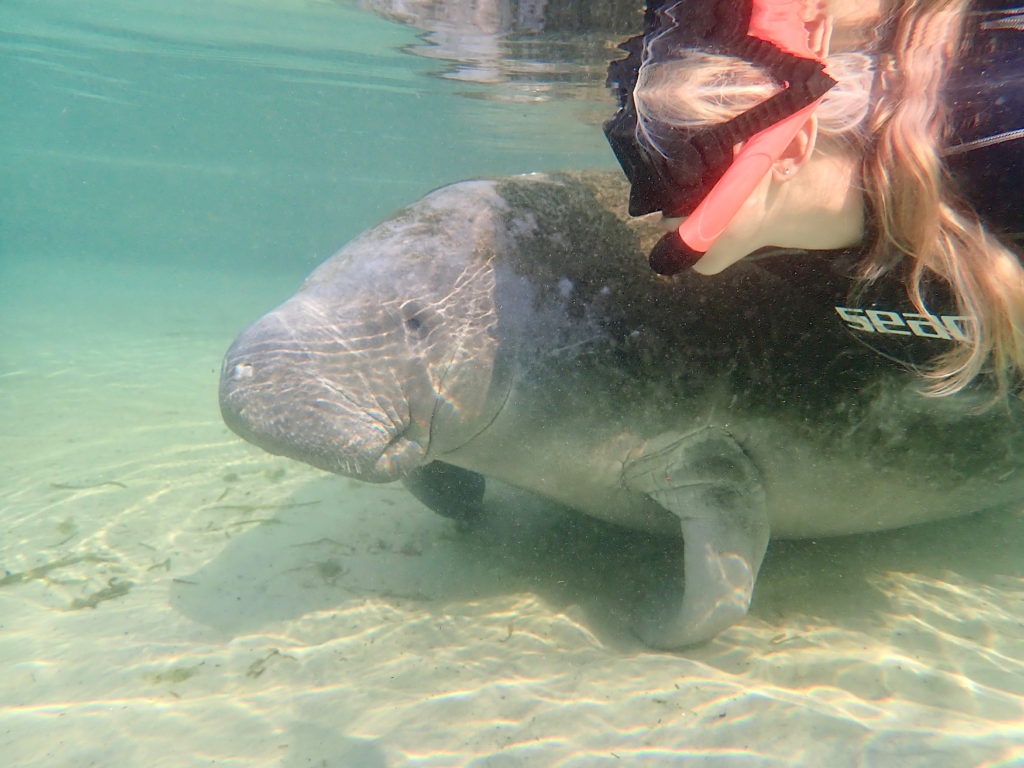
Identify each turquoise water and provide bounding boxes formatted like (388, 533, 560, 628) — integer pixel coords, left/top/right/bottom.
(3, 1, 1024, 766)
(2, 0, 615, 275)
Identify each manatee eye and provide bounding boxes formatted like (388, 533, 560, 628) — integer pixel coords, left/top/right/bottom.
(400, 301, 434, 340)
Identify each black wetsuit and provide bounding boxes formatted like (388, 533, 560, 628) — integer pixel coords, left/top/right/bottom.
(945, 1, 1024, 239)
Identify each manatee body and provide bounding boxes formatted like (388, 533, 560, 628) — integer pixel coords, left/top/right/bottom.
(220, 172, 1024, 647)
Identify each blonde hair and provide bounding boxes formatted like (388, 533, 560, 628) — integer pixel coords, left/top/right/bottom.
(865, 0, 1024, 396)
(634, 0, 1024, 398)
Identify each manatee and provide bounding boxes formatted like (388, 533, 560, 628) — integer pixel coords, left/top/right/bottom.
(219, 172, 1024, 648)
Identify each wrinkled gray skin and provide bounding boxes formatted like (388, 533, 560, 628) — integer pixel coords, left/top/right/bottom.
(220, 172, 1024, 648)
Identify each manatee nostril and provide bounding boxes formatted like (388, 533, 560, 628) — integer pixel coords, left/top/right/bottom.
(232, 362, 254, 381)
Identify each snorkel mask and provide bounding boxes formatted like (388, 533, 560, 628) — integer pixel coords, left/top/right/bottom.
(605, 0, 837, 274)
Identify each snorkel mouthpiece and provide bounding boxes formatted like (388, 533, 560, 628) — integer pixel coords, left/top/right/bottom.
(650, 230, 703, 275)
(605, 0, 837, 273)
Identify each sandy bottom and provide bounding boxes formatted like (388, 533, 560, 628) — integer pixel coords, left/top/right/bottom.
(2, 257, 1024, 768)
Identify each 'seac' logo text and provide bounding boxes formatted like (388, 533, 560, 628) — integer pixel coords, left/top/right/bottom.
(835, 307, 973, 341)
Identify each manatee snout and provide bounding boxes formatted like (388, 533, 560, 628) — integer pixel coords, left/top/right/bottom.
(219, 299, 426, 482)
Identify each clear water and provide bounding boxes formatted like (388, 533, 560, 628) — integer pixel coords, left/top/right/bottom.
(2, 1, 1024, 766)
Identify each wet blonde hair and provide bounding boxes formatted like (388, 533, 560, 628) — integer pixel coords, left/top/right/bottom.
(634, 0, 1024, 398)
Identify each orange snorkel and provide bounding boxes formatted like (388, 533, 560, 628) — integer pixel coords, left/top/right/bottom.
(604, 0, 838, 275)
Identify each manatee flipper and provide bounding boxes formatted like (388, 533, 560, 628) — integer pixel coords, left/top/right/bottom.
(403, 461, 486, 525)
(623, 427, 768, 648)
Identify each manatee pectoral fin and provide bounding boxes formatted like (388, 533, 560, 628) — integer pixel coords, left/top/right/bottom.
(623, 427, 768, 648)
(403, 461, 486, 525)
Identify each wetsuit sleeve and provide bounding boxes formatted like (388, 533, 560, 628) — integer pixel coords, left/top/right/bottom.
(944, 2, 1024, 238)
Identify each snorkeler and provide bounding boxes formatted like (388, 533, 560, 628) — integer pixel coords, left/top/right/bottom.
(605, 0, 1024, 396)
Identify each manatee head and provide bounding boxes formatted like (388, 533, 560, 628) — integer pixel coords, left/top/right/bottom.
(219, 182, 509, 483)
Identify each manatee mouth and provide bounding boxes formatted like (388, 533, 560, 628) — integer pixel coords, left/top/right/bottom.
(350, 431, 426, 482)
(219, 351, 426, 484)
